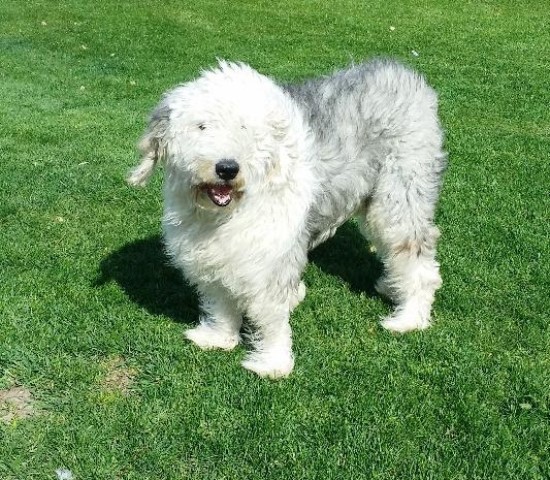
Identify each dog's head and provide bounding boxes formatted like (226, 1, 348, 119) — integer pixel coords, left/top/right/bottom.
(127, 61, 304, 212)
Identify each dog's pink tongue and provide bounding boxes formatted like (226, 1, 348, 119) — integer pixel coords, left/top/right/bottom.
(207, 185, 233, 207)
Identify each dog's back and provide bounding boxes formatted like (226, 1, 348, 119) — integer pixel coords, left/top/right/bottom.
(284, 59, 445, 249)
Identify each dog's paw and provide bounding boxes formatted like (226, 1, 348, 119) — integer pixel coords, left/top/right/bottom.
(184, 324, 240, 350)
(241, 349, 295, 379)
(380, 310, 431, 333)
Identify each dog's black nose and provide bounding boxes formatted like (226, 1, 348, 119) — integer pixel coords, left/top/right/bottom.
(215, 159, 240, 181)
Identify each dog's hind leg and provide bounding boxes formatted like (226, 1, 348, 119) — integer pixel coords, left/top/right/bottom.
(184, 286, 242, 350)
(360, 155, 444, 333)
(376, 233, 442, 333)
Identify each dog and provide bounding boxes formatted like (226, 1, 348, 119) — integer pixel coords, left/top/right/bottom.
(127, 59, 446, 378)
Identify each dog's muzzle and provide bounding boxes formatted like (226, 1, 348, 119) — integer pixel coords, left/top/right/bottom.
(201, 183, 235, 207)
(196, 159, 241, 207)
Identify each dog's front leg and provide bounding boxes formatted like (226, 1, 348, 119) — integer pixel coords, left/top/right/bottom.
(185, 286, 242, 350)
(241, 300, 294, 379)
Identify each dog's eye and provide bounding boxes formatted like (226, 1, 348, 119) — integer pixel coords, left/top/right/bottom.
(198, 123, 207, 131)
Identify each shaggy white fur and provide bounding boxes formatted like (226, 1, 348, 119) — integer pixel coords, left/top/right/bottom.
(128, 60, 446, 378)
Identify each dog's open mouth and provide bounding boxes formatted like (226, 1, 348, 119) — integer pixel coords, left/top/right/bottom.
(201, 184, 234, 207)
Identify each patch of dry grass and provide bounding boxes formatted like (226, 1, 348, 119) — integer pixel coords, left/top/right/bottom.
(99, 356, 136, 397)
(0, 386, 36, 424)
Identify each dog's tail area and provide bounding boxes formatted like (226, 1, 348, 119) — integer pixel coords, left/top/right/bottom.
(127, 104, 171, 187)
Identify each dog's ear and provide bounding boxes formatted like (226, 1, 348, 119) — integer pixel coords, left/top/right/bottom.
(127, 105, 171, 187)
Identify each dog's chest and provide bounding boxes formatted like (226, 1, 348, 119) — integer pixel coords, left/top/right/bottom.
(163, 210, 302, 292)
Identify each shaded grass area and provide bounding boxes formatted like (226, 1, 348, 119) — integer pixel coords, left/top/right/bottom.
(1, 0, 549, 479)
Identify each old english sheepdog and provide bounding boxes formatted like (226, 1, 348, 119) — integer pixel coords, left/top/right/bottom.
(128, 59, 447, 378)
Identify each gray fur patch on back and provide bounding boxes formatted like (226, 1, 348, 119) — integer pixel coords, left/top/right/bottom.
(283, 59, 446, 248)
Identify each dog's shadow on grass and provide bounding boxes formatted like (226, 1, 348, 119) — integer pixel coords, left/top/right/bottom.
(95, 235, 198, 325)
(96, 223, 383, 324)
(309, 222, 383, 298)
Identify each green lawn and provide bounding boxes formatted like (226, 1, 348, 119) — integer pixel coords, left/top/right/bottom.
(1, 1, 548, 478)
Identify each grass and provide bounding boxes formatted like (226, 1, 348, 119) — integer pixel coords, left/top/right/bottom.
(1, 0, 548, 478)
